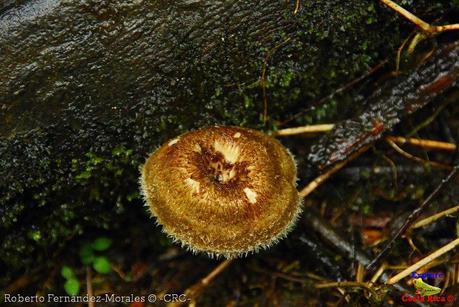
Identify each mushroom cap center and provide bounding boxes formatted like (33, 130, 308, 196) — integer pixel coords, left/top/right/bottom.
(198, 141, 248, 184)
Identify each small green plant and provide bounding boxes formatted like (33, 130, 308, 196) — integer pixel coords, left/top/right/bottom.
(79, 237, 113, 274)
(61, 266, 80, 296)
(61, 237, 112, 295)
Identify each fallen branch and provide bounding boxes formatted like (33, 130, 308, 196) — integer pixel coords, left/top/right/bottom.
(275, 124, 335, 137)
(411, 204, 459, 230)
(299, 145, 370, 198)
(387, 238, 459, 285)
(386, 136, 457, 152)
(366, 165, 459, 271)
(315, 281, 379, 299)
(170, 259, 234, 306)
(386, 138, 452, 170)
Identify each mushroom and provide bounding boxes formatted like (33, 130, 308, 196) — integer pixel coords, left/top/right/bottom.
(140, 126, 301, 258)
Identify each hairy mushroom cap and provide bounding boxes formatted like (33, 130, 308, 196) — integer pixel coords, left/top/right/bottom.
(140, 126, 301, 258)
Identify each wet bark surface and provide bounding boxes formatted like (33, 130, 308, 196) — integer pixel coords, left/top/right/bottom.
(0, 0, 298, 279)
(308, 41, 459, 171)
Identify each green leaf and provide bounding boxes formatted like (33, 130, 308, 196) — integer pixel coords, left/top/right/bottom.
(93, 256, 111, 274)
(79, 244, 94, 265)
(61, 265, 75, 280)
(91, 237, 112, 251)
(64, 278, 80, 296)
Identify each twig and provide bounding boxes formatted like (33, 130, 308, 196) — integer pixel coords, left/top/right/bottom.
(387, 238, 459, 285)
(316, 281, 379, 299)
(369, 264, 413, 284)
(381, 154, 398, 191)
(407, 102, 449, 137)
(250, 265, 310, 284)
(379, 0, 459, 34)
(380, 0, 431, 33)
(411, 205, 459, 230)
(86, 266, 95, 307)
(406, 235, 421, 255)
(356, 264, 365, 283)
(370, 264, 387, 284)
(365, 165, 459, 271)
(299, 145, 370, 198)
(395, 32, 415, 73)
(386, 138, 452, 169)
(386, 136, 457, 152)
(274, 124, 335, 136)
(182, 259, 233, 304)
(293, 0, 300, 15)
(302, 210, 371, 267)
(301, 210, 427, 306)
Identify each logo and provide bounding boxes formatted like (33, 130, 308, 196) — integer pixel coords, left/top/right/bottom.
(400, 271, 455, 304)
(413, 278, 441, 296)
(411, 271, 444, 279)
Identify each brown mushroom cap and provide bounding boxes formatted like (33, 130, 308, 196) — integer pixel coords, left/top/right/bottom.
(140, 126, 301, 258)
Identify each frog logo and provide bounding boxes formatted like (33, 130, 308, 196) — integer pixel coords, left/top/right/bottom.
(413, 278, 441, 296)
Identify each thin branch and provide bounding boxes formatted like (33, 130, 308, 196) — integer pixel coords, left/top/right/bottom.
(411, 205, 459, 230)
(387, 238, 459, 285)
(183, 259, 233, 302)
(379, 0, 459, 35)
(274, 124, 335, 136)
(370, 264, 387, 284)
(299, 145, 370, 198)
(86, 266, 95, 307)
(380, 0, 432, 32)
(293, 0, 300, 15)
(395, 32, 415, 73)
(366, 165, 459, 271)
(316, 281, 379, 299)
(407, 102, 449, 137)
(434, 24, 459, 33)
(386, 138, 451, 170)
(301, 210, 422, 303)
(386, 136, 457, 152)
